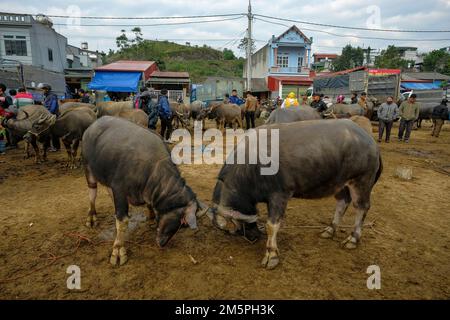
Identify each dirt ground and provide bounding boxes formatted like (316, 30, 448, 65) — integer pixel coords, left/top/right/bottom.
(0, 119, 449, 300)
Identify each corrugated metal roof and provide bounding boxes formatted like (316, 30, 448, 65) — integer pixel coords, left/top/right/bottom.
(150, 71, 190, 78)
(402, 72, 450, 81)
(96, 60, 155, 72)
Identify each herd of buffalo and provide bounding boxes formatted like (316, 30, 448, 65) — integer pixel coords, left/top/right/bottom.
(3, 99, 387, 269)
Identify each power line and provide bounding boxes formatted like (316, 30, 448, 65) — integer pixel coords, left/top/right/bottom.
(254, 13, 450, 33)
(53, 16, 244, 27)
(254, 17, 450, 42)
(43, 13, 244, 20)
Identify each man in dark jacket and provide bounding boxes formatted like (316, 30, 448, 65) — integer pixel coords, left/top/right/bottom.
(431, 99, 449, 138)
(0, 83, 16, 149)
(38, 83, 60, 151)
(145, 92, 159, 130)
(310, 93, 328, 114)
(158, 89, 173, 142)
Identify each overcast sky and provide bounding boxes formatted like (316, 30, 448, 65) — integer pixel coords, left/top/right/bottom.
(4, 0, 450, 56)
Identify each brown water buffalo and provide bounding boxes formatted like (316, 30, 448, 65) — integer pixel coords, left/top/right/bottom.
(4, 105, 51, 163)
(350, 115, 373, 136)
(31, 107, 97, 168)
(207, 119, 382, 269)
(117, 109, 148, 128)
(207, 103, 243, 130)
(81, 116, 207, 266)
(265, 106, 321, 124)
(96, 101, 133, 117)
(59, 102, 97, 114)
(170, 102, 190, 129)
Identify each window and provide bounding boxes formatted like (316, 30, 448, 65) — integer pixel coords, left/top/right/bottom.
(277, 53, 289, 68)
(4, 37, 27, 56)
(48, 48, 53, 61)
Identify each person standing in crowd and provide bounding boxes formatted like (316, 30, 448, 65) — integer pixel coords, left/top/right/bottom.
(336, 95, 345, 104)
(310, 92, 328, 114)
(377, 96, 398, 143)
(229, 89, 244, 105)
(431, 99, 449, 138)
(281, 92, 299, 108)
(351, 93, 358, 104)
(244, 90, 257, 129)
(147, 92, 159, 130)
(0, 115, 7, 155)
(158, 89, 173, 142)
(0, 83, 17, 149)
(398, 93, 420, 143)
(79, 89, 91, 103)
(14, 87, 34, 108)
(300, 94, 309, 106)
(38, 83, 60, 151)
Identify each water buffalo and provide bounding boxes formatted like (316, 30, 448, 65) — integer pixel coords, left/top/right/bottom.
(326, 103, 365, 118)
(207, 103, 243, 130)
(415, 103, 449, 128)
(207, 119, 382, 269)
(117, 109, 149, 128)
(59, 102, 97, 114)
(189, 100, 203, 121)
(4, 105, 51, 163)
(265, 106, 321, 124)
(96, 101, 133, 117)
(349, 115, 373, 136)
(170, 102, 190, 129)
(31, 107, 97, 168)
(82, 116, 207, 266)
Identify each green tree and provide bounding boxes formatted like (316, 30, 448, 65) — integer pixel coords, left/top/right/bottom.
(116, 30, 129, 49)
(131, 27, 143, 45)
(238, 37, 256, 54)
(223, 48, 236, 60)
(332, 45, 364, 71)
(422, 49, 450, 75)
(374, 45, 413, 70)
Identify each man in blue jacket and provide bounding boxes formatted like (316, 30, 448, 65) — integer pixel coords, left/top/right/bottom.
(229, 89, 244, 105)
(38, 83, 60, 151)
(158, 89, 173, 142)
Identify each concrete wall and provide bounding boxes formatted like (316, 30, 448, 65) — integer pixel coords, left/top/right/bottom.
(244, 45, 268, 79)
(29, 21, 67, 72)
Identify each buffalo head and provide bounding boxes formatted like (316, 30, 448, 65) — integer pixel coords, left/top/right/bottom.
(156, 199, 208, 247)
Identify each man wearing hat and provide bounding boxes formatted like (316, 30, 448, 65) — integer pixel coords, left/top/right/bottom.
(431, 99, 449, 138)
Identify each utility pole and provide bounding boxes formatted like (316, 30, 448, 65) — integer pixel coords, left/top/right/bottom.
(246, 0, 253, 91)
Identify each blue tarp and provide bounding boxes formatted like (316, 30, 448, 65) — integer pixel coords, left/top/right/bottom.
(88, 71, 141, 92)
(401, 82, 441, 90)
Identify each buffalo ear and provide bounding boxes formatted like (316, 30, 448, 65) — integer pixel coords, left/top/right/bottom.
(184, 201, 198, 230)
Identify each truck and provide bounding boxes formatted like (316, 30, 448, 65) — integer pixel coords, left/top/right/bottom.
(313, 67, 402, 106)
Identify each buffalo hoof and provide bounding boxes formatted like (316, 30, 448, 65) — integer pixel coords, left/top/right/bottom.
(261, 250, 279, 270)
(342, 235, 358, 249)
(85, 215, 98, 228)
(320, 226, 335, 239)
(110, 247, 128, 266)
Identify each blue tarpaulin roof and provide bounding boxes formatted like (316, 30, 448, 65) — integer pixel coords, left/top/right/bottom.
(401, 82, 441, 90)
(88, 71, 141, 92)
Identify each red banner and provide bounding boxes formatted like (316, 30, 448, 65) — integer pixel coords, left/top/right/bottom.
(368, 69, 401, 75)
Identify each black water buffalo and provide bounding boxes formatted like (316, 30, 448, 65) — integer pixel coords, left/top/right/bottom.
(265, 106, 321, 124)
(415, 103, 450, 128)
(31, 107, 96, 168)
(4, 105, 51, 163)
(207, 119, 382, 269)
(82, 116, 206, 266)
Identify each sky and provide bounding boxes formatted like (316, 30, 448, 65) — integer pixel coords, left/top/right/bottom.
(3, 0, 450, 56)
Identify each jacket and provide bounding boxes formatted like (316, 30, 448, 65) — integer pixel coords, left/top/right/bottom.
(281, 98, 299, 108)
(245, 95, 258, 112)
(229, 95, 244, 105)
(43, 92, 59, 115)
(310, 100, 327, 112)
(399, 101, 420, 121)
(377, 102, 399, 121)
(431, 104, 449, 120)
(158, 95, 172, 119)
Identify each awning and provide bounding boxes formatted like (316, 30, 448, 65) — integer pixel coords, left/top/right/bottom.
(401, 82, 441, 90)
(88, 71, 141, 92)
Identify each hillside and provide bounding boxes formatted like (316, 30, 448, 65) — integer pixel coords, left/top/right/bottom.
(104, 40, 244, 83)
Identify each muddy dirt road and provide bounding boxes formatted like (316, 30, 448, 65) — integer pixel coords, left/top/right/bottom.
(0, 120, 449, 299)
